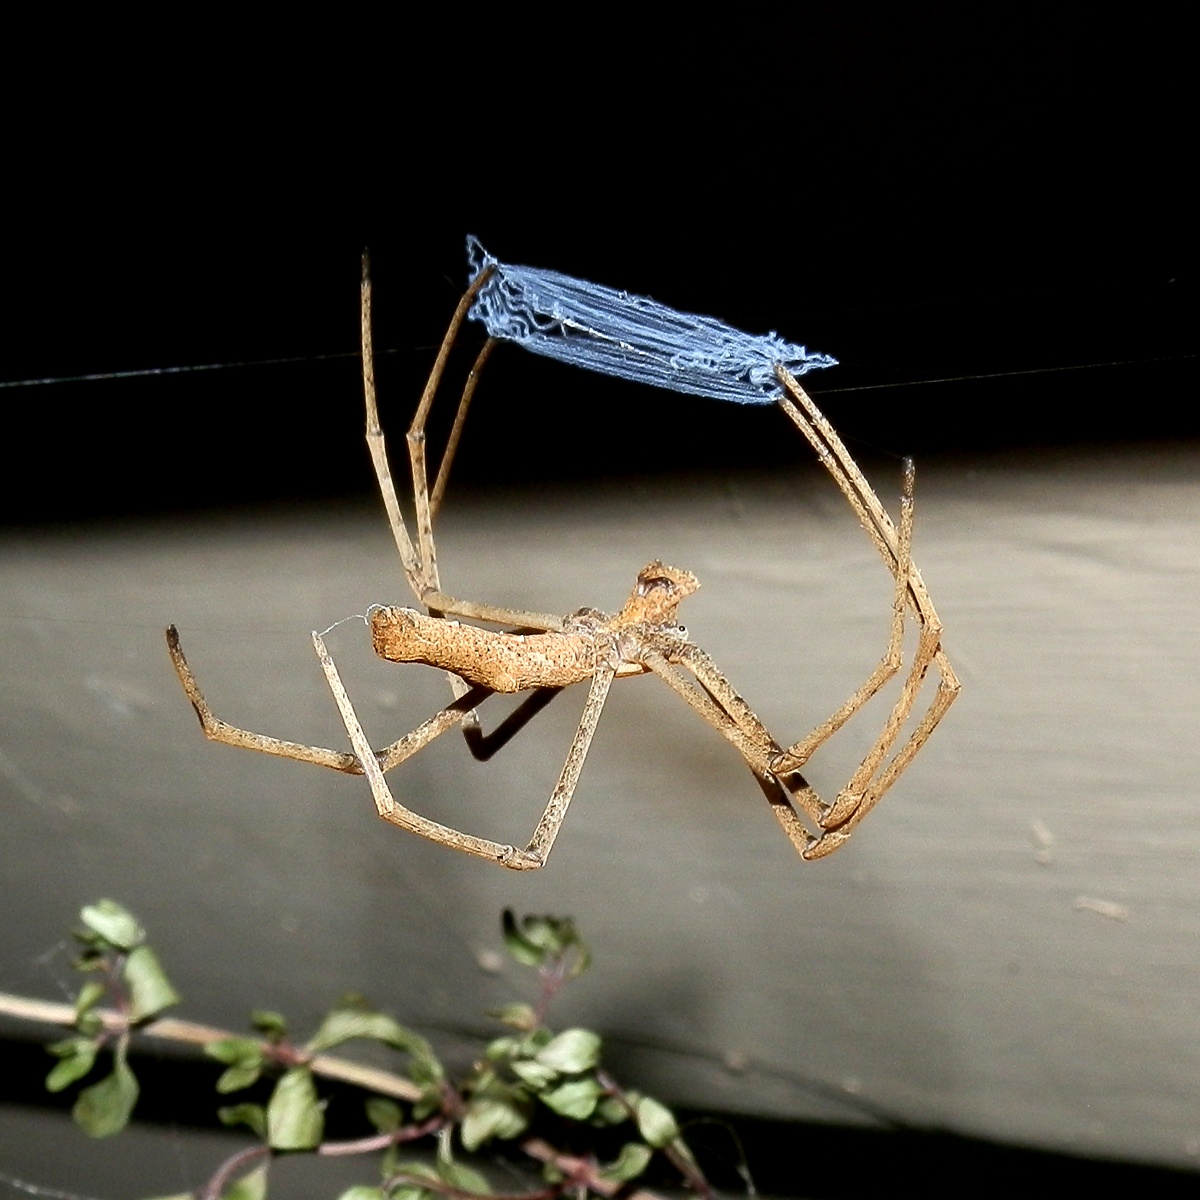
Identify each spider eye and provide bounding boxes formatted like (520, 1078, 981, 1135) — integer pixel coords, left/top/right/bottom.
(638, 576, 670, 595)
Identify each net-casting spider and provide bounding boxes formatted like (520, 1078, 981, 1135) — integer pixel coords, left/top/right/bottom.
(167, 254, 959, 869)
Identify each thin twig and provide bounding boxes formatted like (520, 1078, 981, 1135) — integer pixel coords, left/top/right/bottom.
(319, 1114, 445, 1157)
(0, 989, 421, 1101)
(520, 1138, 665, 1200)
(200, 1144, 270, 1200)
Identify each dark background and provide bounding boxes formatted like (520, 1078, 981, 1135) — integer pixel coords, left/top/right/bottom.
(3, 7, 1193, 525)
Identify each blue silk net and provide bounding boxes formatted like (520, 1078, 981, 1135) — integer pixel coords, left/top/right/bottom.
(466, 237, 836, 406)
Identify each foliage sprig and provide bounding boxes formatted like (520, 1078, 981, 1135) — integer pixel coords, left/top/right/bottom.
(27, 902, 717, 1200)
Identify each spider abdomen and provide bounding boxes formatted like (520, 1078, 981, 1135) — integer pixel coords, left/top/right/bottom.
(370, 607, 597, 693)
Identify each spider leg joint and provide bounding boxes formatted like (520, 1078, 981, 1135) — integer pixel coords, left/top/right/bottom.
(499, 845, 544, 871)
(821, 789, 866, 831)
(802, 829, 851, 861)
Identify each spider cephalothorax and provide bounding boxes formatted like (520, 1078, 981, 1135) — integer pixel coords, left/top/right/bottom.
(616, 561, 700, 627)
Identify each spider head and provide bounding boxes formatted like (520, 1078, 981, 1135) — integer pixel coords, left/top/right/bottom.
(619, 561, 700, 626)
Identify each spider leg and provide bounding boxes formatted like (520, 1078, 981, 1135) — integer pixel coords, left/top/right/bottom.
(773, 369, 961, 856)
(313, 632, 616, 870)
(361, 257, 571, 770)
(777, 366, 953, 642)
(361, 254, 488, 604)
(522, 664, 616, 864)
(449, 655, 657, 761)
(637, 646, 826, 849)
(778, 457, 915, 770)
(166, 625, 488, 776)
(429, 340, 494, 521)
(360, 257, 567, 632)
(168, 266, 532, 796)
(459, 686, 564, 762)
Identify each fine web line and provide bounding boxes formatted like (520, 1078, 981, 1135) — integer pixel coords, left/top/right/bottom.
(820, 351, 1196, 394)
(0, 231, 1186, 400)
(2, 342, 1187, 402)
(0, 348, 359, 390)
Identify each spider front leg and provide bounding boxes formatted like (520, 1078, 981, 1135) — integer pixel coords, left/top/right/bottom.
(360, 256, 573, 761)
(776, 454, 917, 776)
(312, 632, 617, 870)
(359, 255, 564, 632)
(773, 369, 961, 855)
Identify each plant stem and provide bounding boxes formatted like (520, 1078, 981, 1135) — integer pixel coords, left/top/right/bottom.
(201, 1143, 270, 1200)
(0, 989, 421, 1101)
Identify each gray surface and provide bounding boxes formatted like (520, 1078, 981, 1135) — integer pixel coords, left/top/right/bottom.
(3, 444, 1199, 1194)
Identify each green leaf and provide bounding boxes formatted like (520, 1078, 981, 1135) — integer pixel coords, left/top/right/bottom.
(635, 1095, 680, 1148)
(500, 912, 590, 977)
(76, 1009, 103, 1038)
(412, 1085, 443, 1120)
(388, 1161, 439, 1200)
(599, 1141, 653, 1184)
(407, 1042, 445, 1086)
(74, 980, 106, 1019)
(79, 900, 144, 950)
(525, 1027, 553, 1048)
(391, 1162, 440, 1181)
(124, 945, 182, 1022)
(509, 1059, 558, 1090)
(540, 1076, 603, 1119)
(594, 1093, 632, 1125)
(364, 1096, 402, 1133)
(565, 939, 592, 980)
(266, 1067, 324, 1150)
(45, 1037, 99, 1092)
(205, 1037, 264, 1066)
(501, 910, 546, 967)
(534, 1029, 600, 1074)
(73, 938, 108, 963)
(47, 1055, 100, 1092)
(217, 1064, 264, 1093)
(460, 1096, 529, 1150)
(218, 1103, 267, 1138)
(520, 916, 565, 954)
(484, 1034, 522, 1062)
(306, 1005, 416, 1053)
(73, 1052, 139, 1137)
(46, 1034, 92, 1059)
(437, 1160, 492, 1194)
(205, 1037, 264, 1091)
(336, 1189, 384, 1200)
(489, 1003, 537, 1031)
(222, 1161, 268, 1200)
(251, 1009, 288, 1040)
(466, 1063, 499, 1094)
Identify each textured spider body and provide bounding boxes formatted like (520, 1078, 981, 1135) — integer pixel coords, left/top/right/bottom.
(369, 561, 698, 692)
(167, 249, 958, 870)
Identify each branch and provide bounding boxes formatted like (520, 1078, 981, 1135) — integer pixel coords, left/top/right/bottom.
(1, 990, 678, 1199)
(520, 1138, 664, 1200)
(0, 989, 421, 1102)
